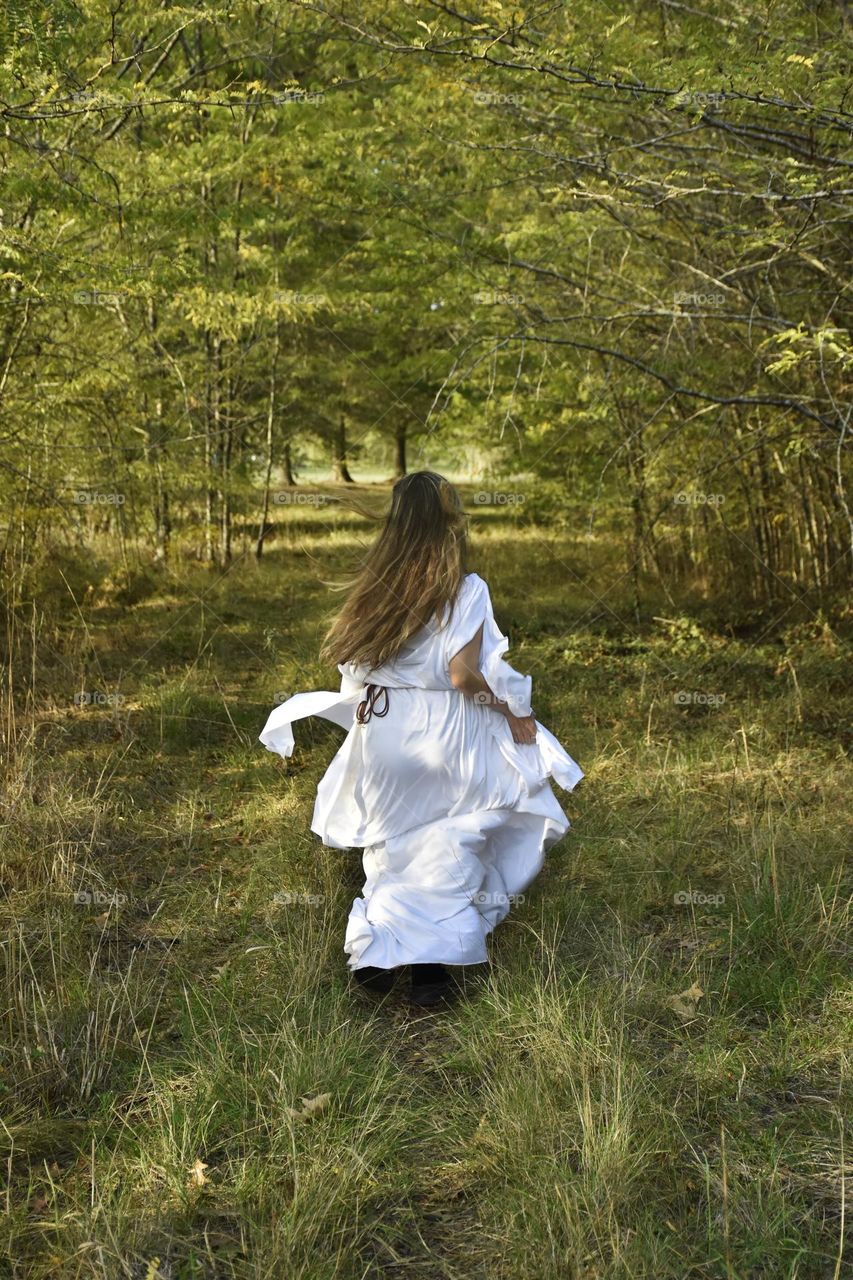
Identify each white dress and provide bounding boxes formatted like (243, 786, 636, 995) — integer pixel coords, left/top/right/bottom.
(259, 573, 583, 969)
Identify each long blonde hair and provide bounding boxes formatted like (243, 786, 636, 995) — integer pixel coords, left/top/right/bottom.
(320, 471, 469, 670)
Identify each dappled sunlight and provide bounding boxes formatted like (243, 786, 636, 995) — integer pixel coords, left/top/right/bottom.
(2, 0, 850, 1267)
(4, 501, 848, 1271)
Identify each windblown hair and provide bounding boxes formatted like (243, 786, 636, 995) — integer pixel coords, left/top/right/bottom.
(320, 471, 469, 670)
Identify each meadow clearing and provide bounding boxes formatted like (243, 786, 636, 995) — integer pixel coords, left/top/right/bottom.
(1, 492, 849, 1279)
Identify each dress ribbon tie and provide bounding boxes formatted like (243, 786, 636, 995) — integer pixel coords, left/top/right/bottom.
(355, 683, 390, 724)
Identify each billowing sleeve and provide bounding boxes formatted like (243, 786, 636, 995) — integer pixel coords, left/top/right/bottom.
(259, 669, 364, 758)
(444, 574, 584, 793)
(444, 574, 533, 717)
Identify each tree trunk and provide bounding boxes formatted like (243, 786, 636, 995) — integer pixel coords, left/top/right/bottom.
(613, 392, 645, 620)
(153, 393, 170, 563)
(332, 414, 354, 482)
(256, 322, 281, 560)
(202, 172, 220, 565)
(283, 441, 296, 486)
(204, 330, 220, 564)
(393, 429, 406, 479)
(220, 463, 232, 565)
(219, 361, 233, 567)
(146, 300, 170, 562)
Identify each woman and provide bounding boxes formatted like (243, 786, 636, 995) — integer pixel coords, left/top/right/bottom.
(260, 471, 583, 1006)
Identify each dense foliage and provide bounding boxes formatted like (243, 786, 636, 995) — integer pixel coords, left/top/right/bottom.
(1, 1, 851, 605)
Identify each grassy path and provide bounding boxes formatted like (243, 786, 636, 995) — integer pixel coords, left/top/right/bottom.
(2, 500, 850, 1278)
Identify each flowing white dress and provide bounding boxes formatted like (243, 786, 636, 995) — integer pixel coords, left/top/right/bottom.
(259, 573, 583, 969)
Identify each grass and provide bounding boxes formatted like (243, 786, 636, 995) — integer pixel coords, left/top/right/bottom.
(1, 490, 850, 1279)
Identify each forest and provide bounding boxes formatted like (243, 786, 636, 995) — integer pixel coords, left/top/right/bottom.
(2, 0, 850, 599)
(1, 3, 850, 1278)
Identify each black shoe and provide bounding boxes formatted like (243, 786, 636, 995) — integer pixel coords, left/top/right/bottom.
(409, 963, 452, 1007)
(350, 965, 398, 994)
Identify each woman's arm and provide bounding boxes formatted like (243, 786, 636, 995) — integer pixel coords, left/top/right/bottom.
(448, 623, 537, 745)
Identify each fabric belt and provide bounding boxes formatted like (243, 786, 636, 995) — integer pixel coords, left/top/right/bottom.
(355, 683, 390, 725)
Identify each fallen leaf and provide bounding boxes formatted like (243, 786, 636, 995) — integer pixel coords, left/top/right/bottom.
(188, 1158, 209, 1186)
(287, 1092, 331, 1120)
(667, 982, 704, 1021)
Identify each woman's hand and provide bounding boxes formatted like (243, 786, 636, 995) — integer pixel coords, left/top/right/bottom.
(448, 636, 537, 745)
(506, 712, 537, 745)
